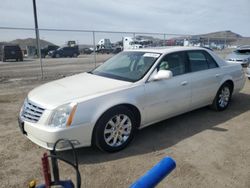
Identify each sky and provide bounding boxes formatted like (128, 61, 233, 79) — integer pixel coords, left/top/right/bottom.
(0, 0, 249, 45)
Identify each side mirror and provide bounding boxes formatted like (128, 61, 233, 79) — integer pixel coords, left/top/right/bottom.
(149, 70, 173, 81)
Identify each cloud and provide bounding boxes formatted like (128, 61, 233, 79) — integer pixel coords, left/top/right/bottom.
(0, 0, 249, 44)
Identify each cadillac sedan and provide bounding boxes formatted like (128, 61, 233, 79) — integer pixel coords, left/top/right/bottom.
(19, 47, 245, 152)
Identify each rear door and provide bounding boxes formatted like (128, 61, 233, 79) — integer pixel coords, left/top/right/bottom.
(186, 50, 221, 108)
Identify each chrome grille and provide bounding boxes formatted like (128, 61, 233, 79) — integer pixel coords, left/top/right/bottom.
(21, 99, 45, 123)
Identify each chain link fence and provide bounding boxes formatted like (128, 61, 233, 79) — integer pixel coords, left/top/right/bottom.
(0, 27, 248, 81)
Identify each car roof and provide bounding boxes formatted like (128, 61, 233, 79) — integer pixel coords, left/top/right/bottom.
(3, 45, 20, 48)
(127, 46, 210, 54)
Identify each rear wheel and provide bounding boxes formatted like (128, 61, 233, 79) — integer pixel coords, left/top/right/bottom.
(211, 83, 232, 111)
(55, 54, 60, 58)
(248, 77, 250, 80)
(73, 53, 78, 58)
(93, 106, 136, 152)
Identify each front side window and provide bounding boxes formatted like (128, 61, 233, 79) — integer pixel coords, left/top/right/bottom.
(92, 51, 161, 82)
(157, 52, 187, 76)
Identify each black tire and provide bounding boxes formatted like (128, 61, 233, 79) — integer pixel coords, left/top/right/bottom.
(93, 106, 136, 152)
(73, 53, 78, 58)
(55, 54, 60, 58)
(20, 58, 23, 62)
(211, 83, 232, 111)
(2, 57, 6, 62)
(248, 77, 250, 80)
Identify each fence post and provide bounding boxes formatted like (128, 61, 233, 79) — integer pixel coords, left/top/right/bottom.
(92, 31, 97, 68)
(163, 34, 166, 46)
(32, 0, 44, 79)
(224, 34, 227, 48)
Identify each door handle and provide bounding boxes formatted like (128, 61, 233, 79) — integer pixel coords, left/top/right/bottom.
(215, 74, 221, 77)
(181, 81, 188, 86)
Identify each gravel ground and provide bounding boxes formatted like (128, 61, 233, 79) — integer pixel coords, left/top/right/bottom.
(0, 52, 249, 188)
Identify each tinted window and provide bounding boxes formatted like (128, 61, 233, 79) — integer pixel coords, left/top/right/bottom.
(4, 46, 20, 51)
(188, 51, 208, 72)
(235, 49, 250, 55)
(204, 51, 218, 69)
(158, 52, 187, 76)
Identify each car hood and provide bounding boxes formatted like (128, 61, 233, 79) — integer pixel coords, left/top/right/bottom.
(28, 73, 132, 109)
(226, 53, 250, 60)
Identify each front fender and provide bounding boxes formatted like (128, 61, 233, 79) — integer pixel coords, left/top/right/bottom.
(72, 85, 145, 133)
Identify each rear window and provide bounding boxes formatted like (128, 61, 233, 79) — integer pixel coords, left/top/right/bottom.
(4, 46, 20, 51)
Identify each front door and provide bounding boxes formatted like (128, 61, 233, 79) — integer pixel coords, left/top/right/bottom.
(144, 51, 191, 125)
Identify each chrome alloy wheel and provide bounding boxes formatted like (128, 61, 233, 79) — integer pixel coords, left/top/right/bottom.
(218, 86, 230, 108)
(104, 114, 132, 147)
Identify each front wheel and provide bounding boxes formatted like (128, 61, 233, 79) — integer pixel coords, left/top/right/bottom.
(211, 83, 232, 111)
(93, 106, 136, 152)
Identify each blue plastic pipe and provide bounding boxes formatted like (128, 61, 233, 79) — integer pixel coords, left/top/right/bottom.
(130, 157, 176, 188)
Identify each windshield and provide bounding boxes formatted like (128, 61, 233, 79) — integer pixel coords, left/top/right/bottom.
(234, 49, 250, 55)
(92, 51, 161, 82)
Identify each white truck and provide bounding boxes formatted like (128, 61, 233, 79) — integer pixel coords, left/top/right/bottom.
(123, 37, 142, 51)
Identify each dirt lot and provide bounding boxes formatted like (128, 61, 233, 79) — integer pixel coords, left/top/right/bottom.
(0, 52, 249, 188)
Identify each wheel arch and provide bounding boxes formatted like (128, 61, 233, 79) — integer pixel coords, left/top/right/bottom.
(219, 79, 234, 93)
(91, 103, 142, 145)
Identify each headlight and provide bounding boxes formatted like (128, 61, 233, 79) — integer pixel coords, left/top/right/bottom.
(243, 59, 248, 63)
(20, 98, 28, 116)
(49, 102, 77, 128)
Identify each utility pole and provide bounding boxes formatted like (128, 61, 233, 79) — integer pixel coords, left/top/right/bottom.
(32, 0, 44, 79)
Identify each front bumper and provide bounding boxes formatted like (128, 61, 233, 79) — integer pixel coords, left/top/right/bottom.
(18, 117, 93, 150)
(246, 67, 250, 78)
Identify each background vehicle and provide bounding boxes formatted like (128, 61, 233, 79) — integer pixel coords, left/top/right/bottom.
(123, 37, 142, 50)
(1, 45, 23, 62)
(40, 45, 59, 58)
(96, 39, 113, 54)
(245, 59, 250, 80)
(81, 48, 93, 54)
(226, 45, 250, 67)
(48, 46, 80, 58)
(19, 47, 245, 152)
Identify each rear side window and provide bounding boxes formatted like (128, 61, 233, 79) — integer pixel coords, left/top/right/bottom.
(187, 50, 218, 72)
(204, 51, 218, 69)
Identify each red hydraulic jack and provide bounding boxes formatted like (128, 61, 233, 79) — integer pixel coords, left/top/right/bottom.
(34, 139, 81, 188)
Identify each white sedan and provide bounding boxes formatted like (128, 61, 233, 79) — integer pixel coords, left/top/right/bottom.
(19, 47, 245, 152)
